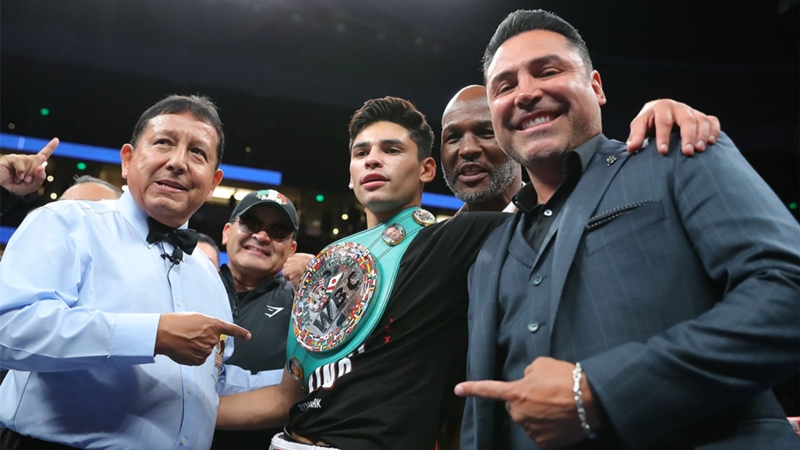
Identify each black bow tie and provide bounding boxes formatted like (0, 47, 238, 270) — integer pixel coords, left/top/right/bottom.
(146, 217, 198, 255)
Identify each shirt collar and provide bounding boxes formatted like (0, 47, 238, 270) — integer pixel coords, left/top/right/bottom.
(117, 190, 189, 247)
(573, 133, 607, 173)
(513, 133, 607, 212)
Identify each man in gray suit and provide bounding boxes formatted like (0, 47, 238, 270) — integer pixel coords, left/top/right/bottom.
(456, 9, 800, 450)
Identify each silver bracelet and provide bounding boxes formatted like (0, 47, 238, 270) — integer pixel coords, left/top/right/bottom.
(572, 362, 598, 439)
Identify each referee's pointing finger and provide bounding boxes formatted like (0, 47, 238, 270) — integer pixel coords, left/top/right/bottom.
(216, 320, 251, 341)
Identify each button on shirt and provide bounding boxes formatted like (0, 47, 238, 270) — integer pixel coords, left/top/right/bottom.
(0, 192, 281, 450)
(514, 134, 603, 253)
(496, 134, 606, 449)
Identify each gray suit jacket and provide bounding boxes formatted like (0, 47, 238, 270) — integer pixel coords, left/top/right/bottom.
(462, 133, 800, 449)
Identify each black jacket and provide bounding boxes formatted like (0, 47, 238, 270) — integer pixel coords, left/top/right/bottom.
(212, 264, 295, 449)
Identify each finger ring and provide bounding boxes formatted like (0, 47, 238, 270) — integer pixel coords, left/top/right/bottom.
(505, 402, 511, 412)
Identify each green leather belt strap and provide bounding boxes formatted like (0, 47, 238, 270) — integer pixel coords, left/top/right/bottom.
(286, 207, 430, 387)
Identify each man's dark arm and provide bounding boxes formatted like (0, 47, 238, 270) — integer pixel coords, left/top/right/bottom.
(1, 186, 20, 216)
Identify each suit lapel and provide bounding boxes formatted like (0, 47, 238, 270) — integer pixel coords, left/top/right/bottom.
(546, 141, 630, 340)
(470, 212, 520, 381)
(467, 212, 520, 448)
(508, 218, 536, 268)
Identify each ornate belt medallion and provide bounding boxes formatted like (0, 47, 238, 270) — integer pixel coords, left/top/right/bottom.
(292, 241, 379, 353)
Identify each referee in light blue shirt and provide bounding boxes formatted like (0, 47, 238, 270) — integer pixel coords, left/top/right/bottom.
(0, 95, 282, 450)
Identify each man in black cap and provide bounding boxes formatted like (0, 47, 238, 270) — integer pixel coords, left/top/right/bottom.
(212, 189, 299, 450)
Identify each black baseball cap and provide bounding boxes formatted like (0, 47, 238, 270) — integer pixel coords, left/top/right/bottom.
(230, 189, 299, 231)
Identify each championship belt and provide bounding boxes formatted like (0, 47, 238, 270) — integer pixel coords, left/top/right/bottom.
(286, 207, 436, 387)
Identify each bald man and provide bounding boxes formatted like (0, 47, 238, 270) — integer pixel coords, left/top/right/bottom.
(441, 85, 523, 213)
(60, 175, 123, 201)
(440, 85, 721, 213)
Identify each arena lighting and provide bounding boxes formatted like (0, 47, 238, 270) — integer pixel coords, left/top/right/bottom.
(0, 227, 15, 244)
(0, 134, 462, 209)
(211, 186, 254, 201)
(233, 189, 254, 201)
(421, 192, 463, 210)
(0, 134, 283, 185)
(0, 136, 465, 244)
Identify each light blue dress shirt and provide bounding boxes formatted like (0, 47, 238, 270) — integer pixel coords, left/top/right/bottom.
(0, 192, 282, 449)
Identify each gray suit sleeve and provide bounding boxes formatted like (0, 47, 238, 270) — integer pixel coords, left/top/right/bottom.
(581, 133, 800, 448)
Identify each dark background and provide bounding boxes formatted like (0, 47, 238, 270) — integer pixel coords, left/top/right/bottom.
(1, 0, 798, 413)
(1, 0, 797, 199)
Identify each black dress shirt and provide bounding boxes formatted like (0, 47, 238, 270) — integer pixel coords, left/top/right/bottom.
(514, 134, 604, 253)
